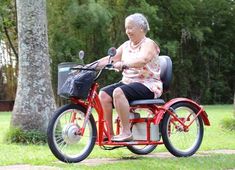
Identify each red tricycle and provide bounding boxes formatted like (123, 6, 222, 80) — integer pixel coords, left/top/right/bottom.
(47, 48, 210, 163)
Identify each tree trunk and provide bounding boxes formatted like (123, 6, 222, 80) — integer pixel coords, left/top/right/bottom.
(11, 0, 56, 133)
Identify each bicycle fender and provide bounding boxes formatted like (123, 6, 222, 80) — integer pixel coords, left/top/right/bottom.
(162, 98, 210, 126)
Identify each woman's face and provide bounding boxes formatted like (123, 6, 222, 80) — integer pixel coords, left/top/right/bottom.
(125, 19, 144, 43)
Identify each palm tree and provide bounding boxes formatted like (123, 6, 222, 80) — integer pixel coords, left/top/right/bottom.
(11, 0, 56, 135)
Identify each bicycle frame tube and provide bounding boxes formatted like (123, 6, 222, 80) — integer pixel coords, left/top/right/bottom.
(87, 83, 107, 145)
(130, 100, 208, 138)
(70, 83, 102, 137)
(164, 107, 204, 130)
(161, 98, 210, 126)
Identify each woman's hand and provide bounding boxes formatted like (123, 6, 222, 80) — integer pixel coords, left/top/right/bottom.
(113, 61, 123, 71)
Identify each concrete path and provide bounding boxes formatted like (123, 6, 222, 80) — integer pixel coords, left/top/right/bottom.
(0, 150, 235, 169)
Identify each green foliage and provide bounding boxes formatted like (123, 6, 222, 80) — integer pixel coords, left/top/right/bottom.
(156, 0, 235, 103)
(5, 127, 47, 144)
(47, 0, 159, 90)
(0, 0, 18, 100)
(221, 118, 235, 131)
(1, 0, 234, 104)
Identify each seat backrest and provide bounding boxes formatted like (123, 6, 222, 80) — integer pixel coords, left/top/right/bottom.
(159, 55, 172, 92)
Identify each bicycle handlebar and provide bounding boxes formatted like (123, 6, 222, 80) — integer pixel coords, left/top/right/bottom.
(70, 67, 96, 71)
(70, 64, 120, 81)
(70, 64, 119, 72)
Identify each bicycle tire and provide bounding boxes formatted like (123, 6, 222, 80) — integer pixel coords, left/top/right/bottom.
(47, 104, 97, 163)
(161, 102, 204, 157)
(127, 145, 157, 155)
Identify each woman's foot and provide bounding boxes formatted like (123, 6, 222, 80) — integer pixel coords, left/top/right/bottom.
(111, 133, 133, 142)
(103, 134, 114, 141)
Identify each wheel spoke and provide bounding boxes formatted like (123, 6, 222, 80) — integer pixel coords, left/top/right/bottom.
(162, 103, 204, 157)
(168, 113, 198, 150)
(47, 105, 97, 163)
(127, 108, 158, 155)
(58, 141, 67, 151)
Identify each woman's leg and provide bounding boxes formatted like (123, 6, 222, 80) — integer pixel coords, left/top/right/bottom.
(99, 82, 124, 136)
(112, 82, 154, 141)
(99, 91, 114, 136)
(113, 87, 132, 138)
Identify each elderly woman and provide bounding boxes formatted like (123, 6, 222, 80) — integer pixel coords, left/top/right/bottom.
(96, 13, 162, 142)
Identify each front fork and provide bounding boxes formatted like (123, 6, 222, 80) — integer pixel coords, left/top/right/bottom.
(70, 105, 93, 136)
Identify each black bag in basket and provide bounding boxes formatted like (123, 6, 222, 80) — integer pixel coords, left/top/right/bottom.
(59, 70, 96, 99)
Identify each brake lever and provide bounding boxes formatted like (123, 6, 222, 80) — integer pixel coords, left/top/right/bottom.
(108, 67, 120, 72)
(104, 63, 120, 72)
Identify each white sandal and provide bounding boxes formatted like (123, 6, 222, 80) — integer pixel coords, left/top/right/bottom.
(111, 134, 133, 142)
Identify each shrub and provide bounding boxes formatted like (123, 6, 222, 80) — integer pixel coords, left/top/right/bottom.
(221, 118, 235, 131)
(5, 127, 47, 144)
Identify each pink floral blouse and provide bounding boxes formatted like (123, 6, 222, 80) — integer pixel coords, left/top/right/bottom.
(121, 38, 163, 98)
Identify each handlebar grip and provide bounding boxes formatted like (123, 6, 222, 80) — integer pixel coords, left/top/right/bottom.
(104, 65, 120, 72)
(105, 63, 113, 68)
(108, 68, 120, 72)
(70, 67, 81, 70)
(70, 67, 96, 71)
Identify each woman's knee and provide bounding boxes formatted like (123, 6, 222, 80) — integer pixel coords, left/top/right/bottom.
(99, 91, 112, 103)
(113, 87, 125, 99)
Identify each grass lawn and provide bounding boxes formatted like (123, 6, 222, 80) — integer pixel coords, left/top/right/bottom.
(0, 105, 235, 170)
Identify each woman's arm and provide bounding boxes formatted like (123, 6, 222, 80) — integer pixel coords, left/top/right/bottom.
(96, 45, 123, 69)
(123, 40, 160, 68)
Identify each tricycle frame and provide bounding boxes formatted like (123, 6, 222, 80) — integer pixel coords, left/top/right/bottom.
(70, 82, 210, 147)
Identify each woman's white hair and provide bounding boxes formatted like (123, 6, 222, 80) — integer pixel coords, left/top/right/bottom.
(125, 13, 150, 33)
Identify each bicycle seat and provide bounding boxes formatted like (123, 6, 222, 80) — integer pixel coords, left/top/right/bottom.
(129, 55, 172, 106)
(129, 98, 165, 106)
(159, 55, 172, 92)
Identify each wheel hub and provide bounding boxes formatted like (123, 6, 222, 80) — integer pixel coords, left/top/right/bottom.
(62, 123, 81, 144)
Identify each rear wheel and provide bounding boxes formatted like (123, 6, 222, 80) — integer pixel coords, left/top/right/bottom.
(161, 102, 204, 157)
(47, 104, 97, 163)
(127, 145, 157, 155)
(127, 108, 157, 155)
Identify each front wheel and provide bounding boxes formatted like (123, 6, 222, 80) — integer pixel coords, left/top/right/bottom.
(47, 104, 97, 163)
(161, 102, 204, 157)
